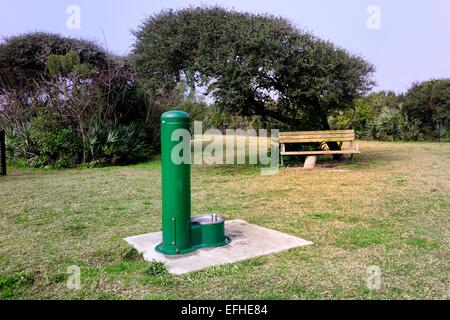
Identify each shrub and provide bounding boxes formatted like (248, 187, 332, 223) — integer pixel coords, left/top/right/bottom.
(369, 104, 422, 141)
(85, 121, 150, 165)
(5, 123, 37, 164)
(27, 111, 81, 168)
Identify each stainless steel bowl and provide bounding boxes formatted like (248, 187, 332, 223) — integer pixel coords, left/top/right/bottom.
(191, 214, 225, 225)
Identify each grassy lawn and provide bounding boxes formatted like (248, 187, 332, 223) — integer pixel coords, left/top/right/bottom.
(1, 141, 449, 300)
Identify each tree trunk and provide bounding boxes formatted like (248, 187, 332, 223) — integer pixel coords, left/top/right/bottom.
(77, 115, 87, 163)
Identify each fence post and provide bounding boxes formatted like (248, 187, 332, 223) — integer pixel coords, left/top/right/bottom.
(0, 129, 6, 176)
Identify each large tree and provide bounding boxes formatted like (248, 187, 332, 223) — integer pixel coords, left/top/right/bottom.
(132, 7, 375, 152)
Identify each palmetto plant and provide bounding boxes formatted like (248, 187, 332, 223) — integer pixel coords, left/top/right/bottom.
(5, 123, 38, 162)
(85, 121, 149, 165)
(369, 104, 422, 141)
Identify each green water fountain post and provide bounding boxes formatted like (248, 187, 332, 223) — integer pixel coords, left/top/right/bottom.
(155, 110, 230, 255)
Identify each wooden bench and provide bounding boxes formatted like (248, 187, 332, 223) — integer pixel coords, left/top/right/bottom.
(279, 130, 360, 168)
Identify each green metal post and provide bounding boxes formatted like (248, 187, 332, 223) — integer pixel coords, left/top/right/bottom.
(155, 111, 194, 255)
(155, 110, 230, 255)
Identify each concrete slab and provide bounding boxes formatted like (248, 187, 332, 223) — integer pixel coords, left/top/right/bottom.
(125, 219, 313, 275)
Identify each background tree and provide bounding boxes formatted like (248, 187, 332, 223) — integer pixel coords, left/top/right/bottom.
(0, 32, 110, 129)
(329, 81, 450, 142)
(0, 32, 108, 92)
(132, 6, 375, 155)
(0, 32, 158, 167)
(403, 79, 450, 140)
(329, 91, 400, 138)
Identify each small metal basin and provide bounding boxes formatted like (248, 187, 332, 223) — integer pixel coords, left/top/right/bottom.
(191, 214, 225, 225)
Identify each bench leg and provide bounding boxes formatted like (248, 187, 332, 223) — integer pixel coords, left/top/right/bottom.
(349, 141, 355, 161)
(304, 156, 317, 169)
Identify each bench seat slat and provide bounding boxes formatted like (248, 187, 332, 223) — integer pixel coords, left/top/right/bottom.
(280, 137, 355, 143)
(280, 134, 355, 139)
(280, 130, 354, 136)
(281, 150, 360, 156)
(279, 130, 356, 143)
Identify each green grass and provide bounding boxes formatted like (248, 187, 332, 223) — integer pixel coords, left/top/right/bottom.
(335, 226, 392, 249)
(1, 141, 450, 299)
(407, 237, 441, 250)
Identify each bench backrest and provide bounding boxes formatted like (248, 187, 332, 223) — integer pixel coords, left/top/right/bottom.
(279, 130, 355, 143)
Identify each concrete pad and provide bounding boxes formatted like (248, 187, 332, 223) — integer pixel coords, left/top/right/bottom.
(125, 219, 312, 275)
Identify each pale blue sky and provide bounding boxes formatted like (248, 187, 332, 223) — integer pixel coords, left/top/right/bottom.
(1, 0, 449, 93)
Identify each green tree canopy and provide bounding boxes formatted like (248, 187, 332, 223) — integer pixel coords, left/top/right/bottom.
(403, 79, 450, 139)
(132, 6, 375, 131)
(0, 33, 143, 128)
(0, 32, 108, 91)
